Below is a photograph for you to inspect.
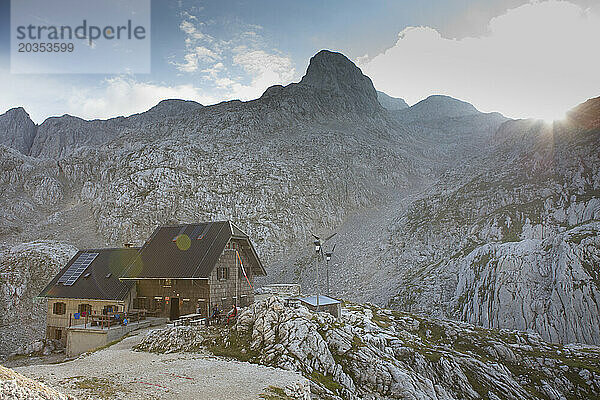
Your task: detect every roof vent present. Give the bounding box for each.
[197,223,212,240]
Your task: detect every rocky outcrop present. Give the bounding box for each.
[0,107,36,155]
[452,222,600,345]
[136,326,206,354]
[136,297,600,400]
[0,241,77,357]
[0,365,73,400]
[10,339,64,358]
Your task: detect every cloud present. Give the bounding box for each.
[358,1,600,120]
[1,11,295,123]
[172,14,220,73]
[175,45,221,73]
[171,11,295,101]
[218,49,295,100]
[65,77,218,120]
[0,71,217,123]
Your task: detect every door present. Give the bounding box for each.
[170,297,180,320]
[196,300,208,317]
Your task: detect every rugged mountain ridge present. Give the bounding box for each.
[379,105,600,344]
[0,99,204,159]
[567,96,600,131]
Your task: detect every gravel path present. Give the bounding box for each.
[13,327,308,399]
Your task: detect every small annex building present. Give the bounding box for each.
[39,221,266,348]
[38,247,140,344]
[299,295,342,318]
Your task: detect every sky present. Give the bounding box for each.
[0,0,598,123]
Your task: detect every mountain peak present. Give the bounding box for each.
[294,50,381,113]
[416,95,479,114]
[0,106,36,155]
[4,107,30,119]
[299,50,375,93]
[397,95,480,122]
[144,99,203,117]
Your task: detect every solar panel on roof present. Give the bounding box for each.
[58,252,98,286]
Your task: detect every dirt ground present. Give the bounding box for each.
[11,326,308,399]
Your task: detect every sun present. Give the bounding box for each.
[540,111,566,124]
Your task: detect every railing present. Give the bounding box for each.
[68,309,149,330]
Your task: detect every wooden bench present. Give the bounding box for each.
[189,318,207,326]
[90,314,115,329]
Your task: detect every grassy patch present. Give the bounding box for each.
[7,353,31,361]
[206,331,258,363]
[462,369,489,398]
[310,371,342,393]
[568,231,596,245]
[66,376,127,399]
[259,385,294,400]
[422,350,443,362]
[372,312,392,329]
[351,335,364,350]
[415,319,446,344]
[453,340,491,362]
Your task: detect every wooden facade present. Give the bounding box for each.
[132,239,257,319]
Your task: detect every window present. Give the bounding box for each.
[133,297,149,310]
[152,298,164,311]
[53,302,66,315]
[217,267,229,281]
[103,305,116,315]
[78,304,92,316]
[55,328,62,340]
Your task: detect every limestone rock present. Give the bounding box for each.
[0,365,73,400]
[136,297,600,400]
[0,241,77,358]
